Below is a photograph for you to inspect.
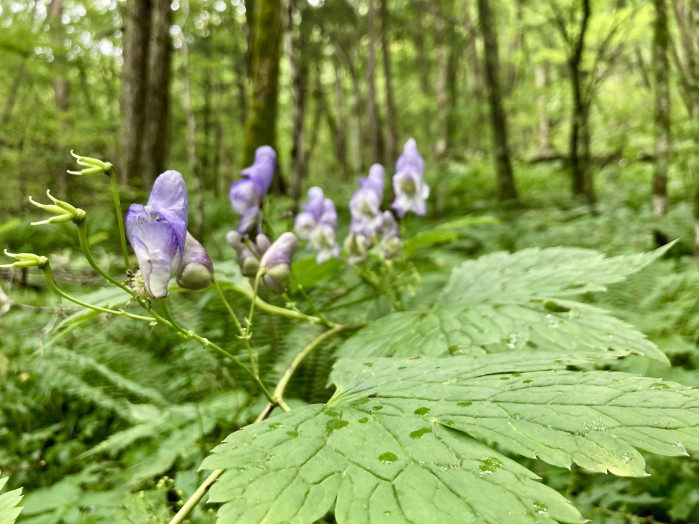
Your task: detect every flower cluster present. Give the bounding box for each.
[292,138,428,265]
[226,231,297,294]
[125,171,213,298]
[294,187,340,264]
[229,146,276,234]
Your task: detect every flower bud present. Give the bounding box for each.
[67,150,114,177]
[260,232,297,294]
[380,211,401,259]
[227,231,269,277]
[1,250,48,269]
[29,190,86,225]
[176,233,214,290]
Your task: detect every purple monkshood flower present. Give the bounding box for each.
[310,199,340,264]
[126,171,212,298]
[392,139,430,218]
[349,163,384,233]
[343,223,374,265]
[260,232,298,294]
[229,146,276,234]
[293,186,325,240]
[294,188,341,265]
[380,211,401,259]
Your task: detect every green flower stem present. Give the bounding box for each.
[168,321,364,524]
[246,269,264,335]
[272,323,364,401]
[42,264,152,322]
[76,220,134,295]
[158,297,273,403]
[226,280,333,327]
[107,165,130,270]
[212,276,258,376]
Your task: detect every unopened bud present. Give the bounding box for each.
[260,232,297,294]
[1,250,48,269]
[67,150,114,177]
[176,233,214,290]
[29,190,86,225]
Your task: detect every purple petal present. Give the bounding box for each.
[126,205,182,298]
[240,145,276,197]
[293,211,317,240]
[229,179,260,215]
[360,164,384,201]
[396,138,425,175]
[349,188,383,232]
[146,170,188,255]
[319,198,338,228]
[303,186,325,219]
[261,232,298,270]
[237,205,261,235]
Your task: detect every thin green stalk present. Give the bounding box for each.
[107,166,130,270]
[42,264,152,322]
[246,269,263,335]
[77,220,134,295]
[227,280,333,327]
[212,276,258,376]
[169,321,364,524]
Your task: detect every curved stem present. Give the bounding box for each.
[227,280,333,327]
[107,166,130,270]
[43,264,153,322]
[212,276,258,376]
[169,322,364,524]
[77,220,134,295]
[246,269,263,334]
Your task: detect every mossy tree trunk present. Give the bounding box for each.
[243,0,284,193]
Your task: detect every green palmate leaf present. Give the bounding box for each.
[338,246,670,362]
[0,471,23,524]
[203,352,699,523]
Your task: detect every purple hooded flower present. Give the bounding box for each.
[392,139,430,218]
[349,164,384,233]
[126,171,189,298]
[260,232,298,294]
[229,146,276,234]
[343,223,374,265]
[293,186,325,240]
[380,211,401,259]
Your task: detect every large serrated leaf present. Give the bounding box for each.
[337,247,669,362]
[0,472,23,524]
[203,351,699,523]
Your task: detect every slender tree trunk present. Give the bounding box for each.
[435,7,449,160]
[652,0,671,218]
[283,0,308,210]
[366,0,383,164]
[180,0,204,237]
[477,0,518,200]
[464,1,484,151]
[380,0,397,165]
[120,0,151,186]
[333,57,349,175]
[569,0,592,203]
[535,64,551,153]
[48,0,70,199]
[243,0,284,193]
[140,0,172,188]
[346,53,364,175]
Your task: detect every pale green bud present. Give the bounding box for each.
[1,250,48,269]
[29,190,86,225]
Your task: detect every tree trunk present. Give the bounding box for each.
[140,0,172,189]
[366,0,384,164]
[435,6,449,160]
[243,0,284,192]
[652,0,671,218]
[380,0,398,165]
[535,63,552,153]
[477,0,518,200]
[180,0,204,237]
[568,0,592,204]
[283,0,308,210]
[333,56,349,175]
[120,0,151,186]
[48,0,70,199]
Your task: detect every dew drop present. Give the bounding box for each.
[650,382,670,390]
[478,457,503,476]
[414,407,430,415]
[457,402,472,407]
[378,452,398,464]
[622,453,632,464]
[532,501,548,515]
[523,379,533,384]
[358,417,369,424]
